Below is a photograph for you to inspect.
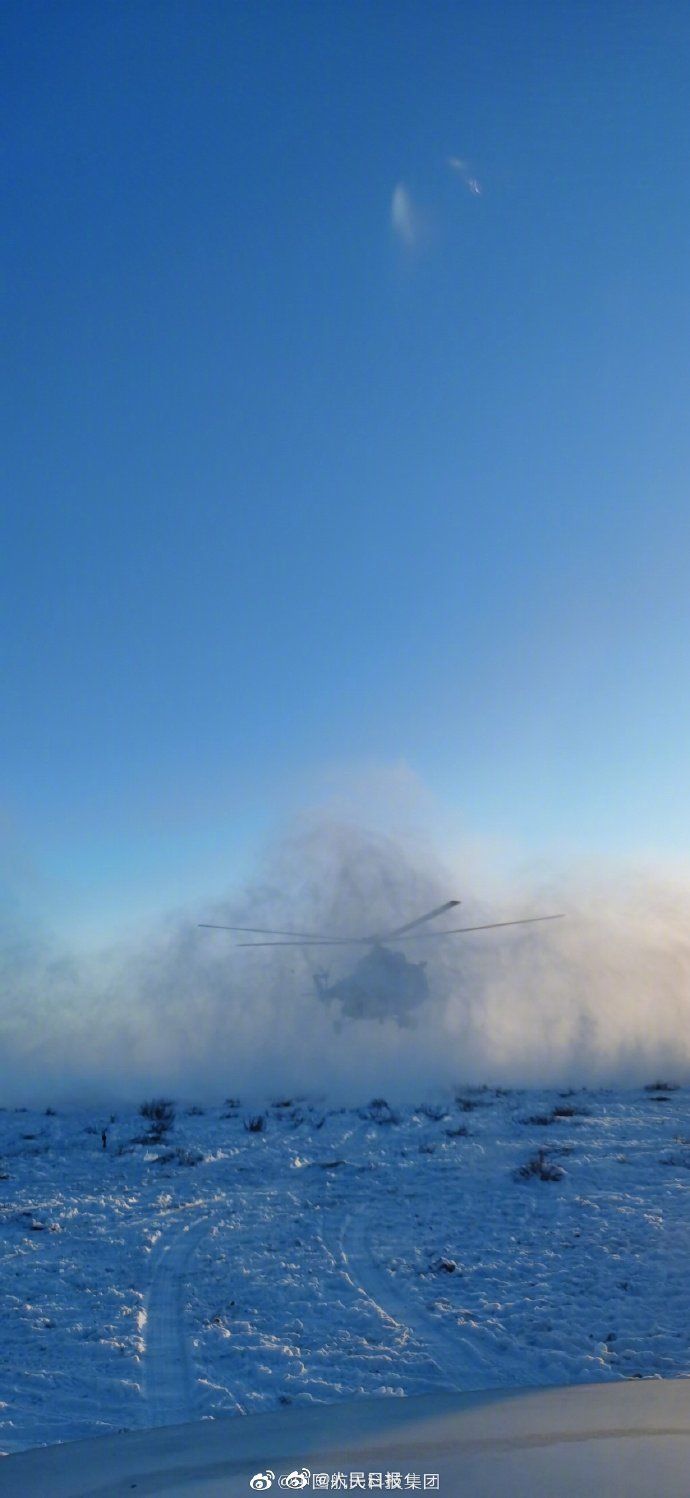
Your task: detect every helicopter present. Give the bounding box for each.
[199,900,564,1028]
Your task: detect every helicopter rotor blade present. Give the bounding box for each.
[200,910,564,948]
[378,900,461,941]
[392,914,564,941]
[234,938,370,948]
[198,924,353,941]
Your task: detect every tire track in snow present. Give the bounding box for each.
[143,1172,285,1427]
[327,1205,525,1393]
[144,1213,210,1427]
[320,1205,464,1392]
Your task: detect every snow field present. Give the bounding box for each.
[1,1085,690,1453]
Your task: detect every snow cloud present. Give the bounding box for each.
[2,801,690,1107]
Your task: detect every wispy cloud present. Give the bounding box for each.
[391,182,420,248]
[390,163,481,258]
[448,156,482,195]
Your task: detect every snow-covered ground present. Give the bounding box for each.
[1,1084,690,1454]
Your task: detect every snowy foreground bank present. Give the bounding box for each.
[1,1085,689,1455]
[6,1382,690,1497]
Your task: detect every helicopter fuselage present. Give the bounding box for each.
[313,943,429,1027]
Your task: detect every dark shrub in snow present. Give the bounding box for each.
[244,1114,266,1133]
[139,1098,176,1126]
[515,1149,565,1183]
[156,1146,203,1167]
[364,1098,399,1125]
[660,1150,690,1170]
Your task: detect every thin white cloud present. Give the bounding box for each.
[448,156,482,195]
[391,182,419,247]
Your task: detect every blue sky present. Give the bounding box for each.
[4,0,690,942]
